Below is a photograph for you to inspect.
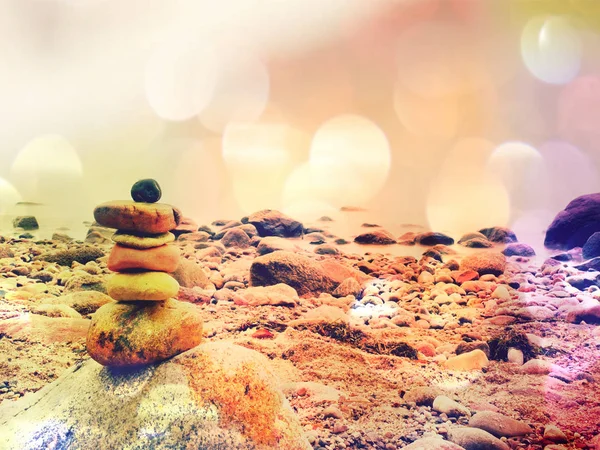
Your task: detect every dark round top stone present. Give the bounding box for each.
[131,179,162,203]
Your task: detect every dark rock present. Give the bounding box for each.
[502,243,536,257]
[416,232,454,246]
[39,246,105,266]
[361,223,380,228]
[544,193,600,250]
[304,227,325,234]
[566,274,599,290]
[19,233,34,239]
[551,252,573,262]
[197,225,215,236]
[246,210,303,238]
[220,228,252,248]
[583,232,600,259]
[479,227,518,243]
[423,249,442,262]
[130,178,161,203]
[354,230,397,245]
[13,216,39,230]
[575,257,600,272]
[464,238,493,248]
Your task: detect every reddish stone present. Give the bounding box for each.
[252,328,275,339]
[454,269,480,284]
[108,243,180,273]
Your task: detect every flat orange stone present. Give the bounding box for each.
[108,243,180,273]
[93,200,182,234]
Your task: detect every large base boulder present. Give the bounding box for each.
[87,298,203,367]
[0,342,311,450]
[545,193,600,250]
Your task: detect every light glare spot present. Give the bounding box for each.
[309,114,391,206]
[222,122,297,213]
[10,135,83,205]
[521,16,582,85]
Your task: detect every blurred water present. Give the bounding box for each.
[0,203,554,267]
[0,203,89,241]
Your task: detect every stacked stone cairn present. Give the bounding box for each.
[86,179,203,367]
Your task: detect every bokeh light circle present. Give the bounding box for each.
[282,161,363,211]
[222,122,298,213]
[486,141,545,220]
[427,138,510,235]
[145,41,218,121]
[487,141,543,193]
[521,16,582,85]
[10,135,83,204]
[538,140,600,209]
[427,176,510,237]
[0,177,22,213]
[309,114,391,206]
[198,51,269,132]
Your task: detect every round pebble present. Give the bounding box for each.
[131,178,162,203]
